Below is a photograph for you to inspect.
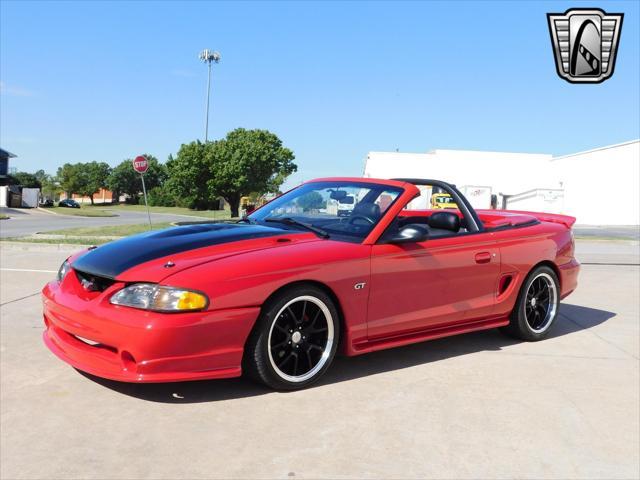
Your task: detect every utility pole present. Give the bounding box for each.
[199,49,221,142]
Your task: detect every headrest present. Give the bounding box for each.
[428,211,460,232]
[353,202,381,219]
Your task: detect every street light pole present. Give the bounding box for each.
[204,60,212,142]
[199,49,221,143]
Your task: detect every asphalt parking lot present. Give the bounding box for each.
[1,241,638,479]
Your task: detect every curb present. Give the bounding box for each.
[0,241,91,252]
[173,220,234,226]
[36,207,60,215]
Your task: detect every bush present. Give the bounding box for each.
[147,185,178,207]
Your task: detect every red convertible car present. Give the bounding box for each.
[42,178,580,390]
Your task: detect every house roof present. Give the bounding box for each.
[0,148,17,159]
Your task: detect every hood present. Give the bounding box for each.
[71,223,313,281]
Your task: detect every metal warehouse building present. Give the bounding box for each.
[363,139,639,226]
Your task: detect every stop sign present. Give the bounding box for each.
[132,155,149,174]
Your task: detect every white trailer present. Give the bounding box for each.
[21,188,40,208]
[505,188,565,213]
[460,185,492,209]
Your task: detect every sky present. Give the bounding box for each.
[1,0,639,188]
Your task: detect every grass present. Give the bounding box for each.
[46,222,174,237]
[0,214,9,220]
[46,206,117,217]
[82,203,232,219]
[42,202,233,220]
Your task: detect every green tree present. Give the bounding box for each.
[9,172,42,188]
[81,161,112,204]
[167,130,296,215]
[297,191,325,211]
[33,169,62,199]
[166,143,218,210]
[208,128,296,217]
[57,163,87,197]
[107,155,166,204]
[33,169,48,184]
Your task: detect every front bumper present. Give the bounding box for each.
[42,276,259,383]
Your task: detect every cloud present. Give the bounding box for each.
[0,81,35,97]
[170,69,196,78]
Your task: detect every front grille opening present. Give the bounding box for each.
[74,269,115,292]
[74,334,100,346]
[70,332,117,354]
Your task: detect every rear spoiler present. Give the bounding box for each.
[507,210,576,228]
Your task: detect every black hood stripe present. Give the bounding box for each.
[72,223,288,279]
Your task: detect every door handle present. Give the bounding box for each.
[475,252,492,264]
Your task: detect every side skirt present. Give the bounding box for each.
[351,317,510,355]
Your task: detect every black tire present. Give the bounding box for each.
[243,284,340,390]
[501,265,560,341]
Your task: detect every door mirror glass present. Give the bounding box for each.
[386,225,429,244]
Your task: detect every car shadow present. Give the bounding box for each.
[78,303,615,404]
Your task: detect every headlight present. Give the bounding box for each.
[57,259,71,282]
[109,283,209,312]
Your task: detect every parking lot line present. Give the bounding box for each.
[0,291,41,306]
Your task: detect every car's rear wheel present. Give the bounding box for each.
[243,285,340,390]
[501,266,560,341]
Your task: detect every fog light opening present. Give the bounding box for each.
[120,351,137,372]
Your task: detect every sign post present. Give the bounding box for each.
[132,155,152,229]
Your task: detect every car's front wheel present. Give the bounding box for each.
[501,265,560,341]
[243,285,340,390]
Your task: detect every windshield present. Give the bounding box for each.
[248,181,403,241]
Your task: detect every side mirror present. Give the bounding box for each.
[385,225,429,244]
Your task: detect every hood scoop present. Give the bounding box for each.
[72,223,287,279]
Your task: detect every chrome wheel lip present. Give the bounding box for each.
[524,272,558,333]
[267,295,334,383]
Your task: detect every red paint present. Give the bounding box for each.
[42,177,580,383]
[132,155,148,174]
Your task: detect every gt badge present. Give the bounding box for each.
[547,8,623,84]
[354,282,366,290]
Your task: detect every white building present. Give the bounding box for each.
[363,139,640,226]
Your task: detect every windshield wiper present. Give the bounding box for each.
[264,217,330,239]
